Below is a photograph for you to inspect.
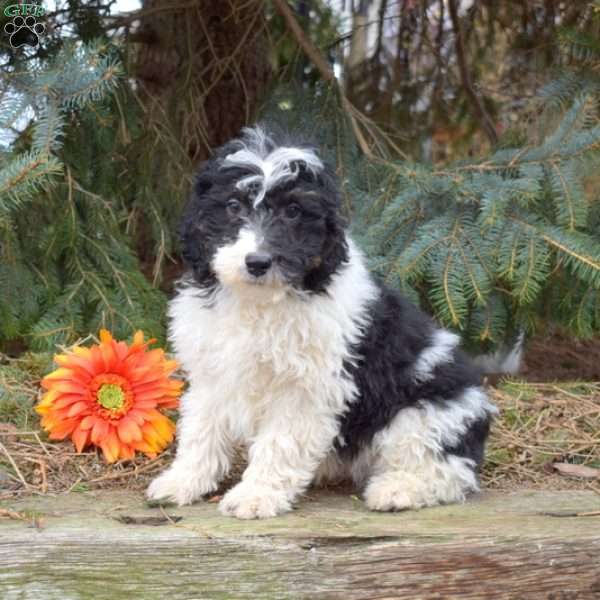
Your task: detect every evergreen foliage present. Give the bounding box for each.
[0,42,167,352]
[265,71,600,350]
[1,2,600,358]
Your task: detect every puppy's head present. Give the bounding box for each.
[180,126,348,299]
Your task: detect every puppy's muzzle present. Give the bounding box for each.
[245,252,272,277]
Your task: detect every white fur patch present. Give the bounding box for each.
[211,227,256,283]
[361,386,496,510]
[210,226,287,303]
[222,126,324,207]
[413,329,460,382]
[364,454,477,511]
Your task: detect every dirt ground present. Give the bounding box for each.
[520,331,600,382]
[1,332,599,502]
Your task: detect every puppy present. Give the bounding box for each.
[147,126,497,518]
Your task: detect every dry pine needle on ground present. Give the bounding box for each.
[1,350,600,499]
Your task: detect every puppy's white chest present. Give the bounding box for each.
[169,288,345,387]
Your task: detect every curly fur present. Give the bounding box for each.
[147,126,497,518]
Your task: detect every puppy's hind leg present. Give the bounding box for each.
[363,389,492,512]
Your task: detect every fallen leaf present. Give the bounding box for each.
[552,462,600,479]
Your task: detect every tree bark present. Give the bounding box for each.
[134,0,271,162]
[2,489,600,598]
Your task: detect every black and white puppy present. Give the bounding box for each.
[147,126,497,518]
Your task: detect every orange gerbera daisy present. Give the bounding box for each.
[36,330,182,463]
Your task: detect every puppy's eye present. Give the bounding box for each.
[284,203,301,220]
[226,198,243,217]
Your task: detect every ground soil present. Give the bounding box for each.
[521,331,600,382]
[1,332,599,501]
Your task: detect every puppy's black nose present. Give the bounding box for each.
[245,252,272,277]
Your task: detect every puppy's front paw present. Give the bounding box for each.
[146,466,217,507]
[219,482,292,519]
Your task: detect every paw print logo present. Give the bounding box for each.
[4,15,45,48]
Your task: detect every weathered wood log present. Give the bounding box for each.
[1,489,600,599]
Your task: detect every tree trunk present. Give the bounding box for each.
[345,0,371,106]
[134,0,271,162]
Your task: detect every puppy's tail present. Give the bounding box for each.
[473,330,525,375]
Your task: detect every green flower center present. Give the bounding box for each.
[97,383,125,410]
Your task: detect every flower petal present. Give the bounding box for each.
[118,444,135,461]
[99,427,120,463]
[79,415,97,430]
[55,353,97,377]
[133,387,176,402]
[48,418,80,440]
[114,341,129,362]
[89,346,106,374]
[66,401,90,418]
[72,425,90,453]
[41,380,85,394]
[117,417,143,444]
[125,408,148,426]
[53,394,87,410]
[142,416,175,447]
[99,329,113,344]
[36,389,60,415]
[156,398,180,409]
[131,438,158,458]
[91,418,109,444]
[43,368,76,381]
[99,339,118,373]
[43,366,91,386]
[72,346,92,359]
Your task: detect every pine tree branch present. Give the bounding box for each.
[447,0,498,146]
[271,0,374,158]
[271,0,336,84]
[442,249,460,325]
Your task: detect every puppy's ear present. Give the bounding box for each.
[178,159,214,244]
[177,159,219,287]
[323,210,350,275]
[302,161,349,291]
[304,212,349,292]
[192,158,218,197]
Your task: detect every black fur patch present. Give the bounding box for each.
[443,417,490,467]
[337,282,487,462]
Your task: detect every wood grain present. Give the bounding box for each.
[1,490,600,599]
